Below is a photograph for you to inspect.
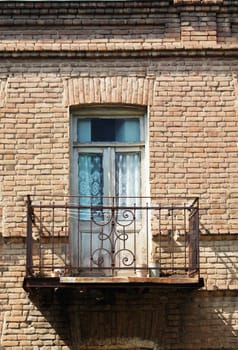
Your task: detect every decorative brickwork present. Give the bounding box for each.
[63,77,154,107]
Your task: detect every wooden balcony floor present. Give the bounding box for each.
[23,275,204,291]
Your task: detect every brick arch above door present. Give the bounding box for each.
[63,76,154,107]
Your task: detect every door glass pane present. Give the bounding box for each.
[78,154,103,220]
[115,152,141,207]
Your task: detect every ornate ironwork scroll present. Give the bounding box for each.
[90,207,136,274]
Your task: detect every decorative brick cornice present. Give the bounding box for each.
[1,47,238,59]
[0,0,237,55]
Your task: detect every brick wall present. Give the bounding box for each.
[1,57,238,237]
[1,1,238,349]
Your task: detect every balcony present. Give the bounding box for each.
[23,196,203,291]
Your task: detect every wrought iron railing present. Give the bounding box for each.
[26,195,200,279]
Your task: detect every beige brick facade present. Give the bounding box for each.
[1,1,238,349]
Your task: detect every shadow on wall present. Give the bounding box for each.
[180,290,238,350]
[199,219,238,290]
[27,287,237,350]
[25,287,238,350]
[27,289,71,349]
[66,288,166,350]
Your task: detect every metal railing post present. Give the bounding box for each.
[26,195,34,277]
[188,198,199,275]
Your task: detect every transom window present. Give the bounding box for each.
[77,118,140,142]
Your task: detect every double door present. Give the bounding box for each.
[71,146,144,276]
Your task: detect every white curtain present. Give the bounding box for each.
[78,154,103,219]
[78,152,141,214]
[116,152,141,207]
